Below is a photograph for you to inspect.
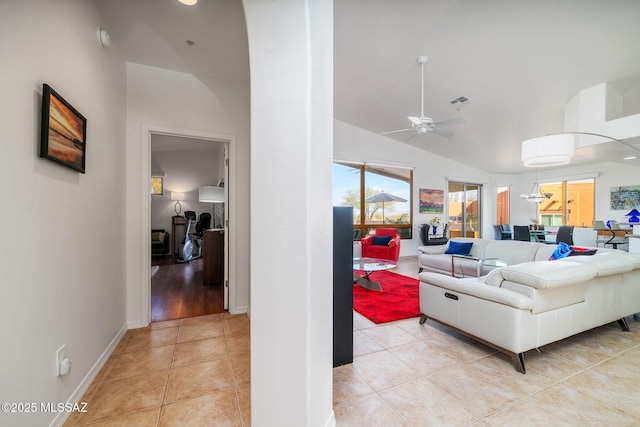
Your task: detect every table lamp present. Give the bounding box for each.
[171,192,185,215]
[626,208,640,223]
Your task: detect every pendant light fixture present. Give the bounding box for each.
[520,169,552,203]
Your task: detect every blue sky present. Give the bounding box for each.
[333,163,410,215]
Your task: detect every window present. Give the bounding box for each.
[333,162,413,239]
[496,186,509,224]
[538,179,595,227]
[448,182,482,238]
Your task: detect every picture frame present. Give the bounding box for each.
[151,176,164,195]
[40,84,87,173]
[419,188,444,213]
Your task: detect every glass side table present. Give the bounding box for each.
[451,254,508,278]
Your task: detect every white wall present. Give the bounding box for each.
[244,0,335,425]
[150,146,221,253]
[334,120,492,254]
[125,63,251,325]
[0,1,127,426]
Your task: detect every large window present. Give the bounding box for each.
[538,179,595,226]
[496,186,510,225]
[448,182,482,238]
[333,162,413,239]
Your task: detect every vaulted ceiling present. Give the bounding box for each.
[96,0,640,174]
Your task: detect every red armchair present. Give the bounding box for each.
[360,228,401,261]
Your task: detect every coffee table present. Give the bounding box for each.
[451,254,509,277]
[353,257,397,292]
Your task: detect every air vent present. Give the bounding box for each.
[450,96,472,107]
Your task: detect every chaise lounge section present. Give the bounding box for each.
[418,238,640,373]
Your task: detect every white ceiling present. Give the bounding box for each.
[96,0,640,174]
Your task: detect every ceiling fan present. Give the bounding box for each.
[381,56,466,138]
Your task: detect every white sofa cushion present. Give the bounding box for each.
[485,260,597,289]
[558,252,633,276]
[484,240,545,265]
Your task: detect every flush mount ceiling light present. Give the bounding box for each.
[521,134,574,167]
[178,0,198,5]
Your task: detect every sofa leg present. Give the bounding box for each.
[617,318,630,332]
[419,314,428,325]
[512,353,526,374]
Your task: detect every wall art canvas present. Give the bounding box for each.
[419,188,444,213]
[40,84,87,173]
[610,185,640,210]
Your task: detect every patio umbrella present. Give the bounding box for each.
[365,192,407,223]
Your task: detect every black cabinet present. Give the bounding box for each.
[333,207,354,367]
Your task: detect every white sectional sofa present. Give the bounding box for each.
[417,238,640,373]
[418,237,558,277]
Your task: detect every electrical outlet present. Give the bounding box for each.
[56,345,67,376]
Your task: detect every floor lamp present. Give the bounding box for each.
[199,185,225,228]
[522,132,640,168]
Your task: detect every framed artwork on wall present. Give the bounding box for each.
[419,188,444,213]
[40,84,87,173]
[151,176,164,195]
[610,185,640,210]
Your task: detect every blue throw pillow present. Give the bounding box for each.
[445,241,473,255]
[549,242,572,260]
[372,235,393,246]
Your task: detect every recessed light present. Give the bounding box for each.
[178,0,197,5]
[624,156,636,160]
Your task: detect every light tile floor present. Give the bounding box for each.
[63,313,250,426]
[63,256,640,426]
[334,256,640,426]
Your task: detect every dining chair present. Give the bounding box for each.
[493,225,503,240]
[556,226,574,245]
[499,224,512,240]
[513,225,531,242]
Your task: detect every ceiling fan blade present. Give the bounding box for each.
[434,117,467,127]
[380,128,414,135]
[431,128,455,138]
[408,116,421,126]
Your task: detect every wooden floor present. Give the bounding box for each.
[151,255,225,322]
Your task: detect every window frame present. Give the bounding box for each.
[334,162,413,240]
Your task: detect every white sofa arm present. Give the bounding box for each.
[419,272,534,310]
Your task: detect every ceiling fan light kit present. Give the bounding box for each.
[380,55,466,139]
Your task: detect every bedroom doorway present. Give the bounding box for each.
[146,129,230,322]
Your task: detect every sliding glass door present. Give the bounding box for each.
[448,182,482,238]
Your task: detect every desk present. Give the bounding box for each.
[203,229,224,285]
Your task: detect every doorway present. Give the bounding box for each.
[448,182,482,238]
[142,126,231,323]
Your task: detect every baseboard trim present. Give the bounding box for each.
[49,323,128,427]
[127,319,149,329]
[230,305,249,315]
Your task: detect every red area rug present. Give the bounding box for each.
[353,270,421,324]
